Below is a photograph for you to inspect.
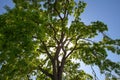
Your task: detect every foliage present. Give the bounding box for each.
[0,0,120,80]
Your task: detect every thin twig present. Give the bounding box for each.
[91,66,100,80]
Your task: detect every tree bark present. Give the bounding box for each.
[53,60,58,80]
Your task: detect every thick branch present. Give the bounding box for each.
[40,39,53,62]
[38,66,53,79]
[54,32,65,60]
[65,36,79,58]
[58,48,67,80]
[56,37,68,80]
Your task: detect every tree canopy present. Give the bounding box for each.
[0,0,120,80]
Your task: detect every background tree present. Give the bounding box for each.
[0,0,120,80]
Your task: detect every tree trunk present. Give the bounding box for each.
[52,58,66,80]
[52,60,65,80]
[53,60,58,80]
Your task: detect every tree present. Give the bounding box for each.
[0,0,120,80]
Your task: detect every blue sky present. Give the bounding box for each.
[80,0,120,79]
[81,0,120,39]
[80,0,120,62]
[0,0,120,79]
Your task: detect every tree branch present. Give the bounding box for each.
[38,66,53,79]
[65,36,79,58]
[91,66,100,80]
[37,49,46,53]
[54,0,63,21]
[64,37,73,48]
[40,39,53,62]
[79,38,95,43]
[48,23,59,44]
[63,0,69,19]
[58,47,67,80]
[54,32,65,60]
